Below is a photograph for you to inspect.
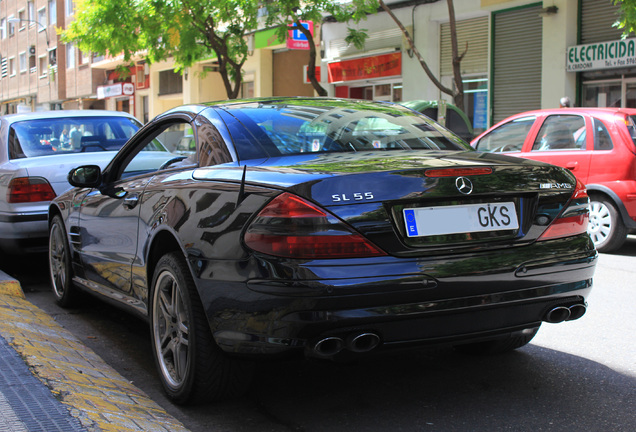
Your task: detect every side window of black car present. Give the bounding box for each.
[196,119,232,167]
[120,120,194,179]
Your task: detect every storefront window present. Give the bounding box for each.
[582,82,621,108]
[344,82,403,102]
[625,82,636,108]
[463,77,488,135]
[393,84,403,102]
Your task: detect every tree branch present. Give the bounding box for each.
[378,0,454,97]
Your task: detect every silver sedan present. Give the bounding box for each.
[0,110,142,254]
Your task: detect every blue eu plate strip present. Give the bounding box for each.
[404,209,418,237]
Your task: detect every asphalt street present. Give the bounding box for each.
[3,240,636,432]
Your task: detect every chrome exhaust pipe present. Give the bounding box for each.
[567,303,587,321]
[313,337,344,356]
[545,306,571,323]
[347,332,380,353]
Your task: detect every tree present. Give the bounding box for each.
[63,0,260,99]
[379,0,467,111]
[613,0,636,37]
[264,0,379,96]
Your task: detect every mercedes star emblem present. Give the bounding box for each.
[455,176,473,195]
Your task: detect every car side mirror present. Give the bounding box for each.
[68,165,102,188]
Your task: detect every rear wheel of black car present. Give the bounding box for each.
[150,252,253,404]
[48,215,76,307]
[587,196,627,253]
[454,326,540,355]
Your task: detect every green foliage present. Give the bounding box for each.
[263,0,378,49]
[64,0,261,98]
[613,0,636,37]
[64,0,379,99]
[262,0,378,95]
[344,28,369,50]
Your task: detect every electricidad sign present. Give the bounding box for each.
[567,38,636,72]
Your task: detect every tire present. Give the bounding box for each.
[150,252,253,405]
[587,196,627,253]
[48,215,77,307]
[454,327,540,355]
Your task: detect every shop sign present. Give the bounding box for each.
[303,65,321,83]
[567,38,636,72]
[97,82,135,99]
[328,52,401,83]
[287,21,314,50]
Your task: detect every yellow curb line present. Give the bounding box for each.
[0,286,189,432]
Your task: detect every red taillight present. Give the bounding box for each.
[8,177,56,203]
[7,177,55,203]
[244,192,386,259]
[539,179,589,241]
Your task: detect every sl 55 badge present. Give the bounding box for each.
[332,192,374,202]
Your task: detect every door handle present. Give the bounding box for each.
[123,194,139,209]
[566,161,578,170]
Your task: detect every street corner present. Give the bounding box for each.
[0,282,189,432]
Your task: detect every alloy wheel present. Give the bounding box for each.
[152,269,190,390]
[49,220,68,300]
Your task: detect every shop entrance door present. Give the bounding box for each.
[581,78,636,108]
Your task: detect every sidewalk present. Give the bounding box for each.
[0,270,190,432]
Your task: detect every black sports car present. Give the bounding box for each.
[48,98,597,404]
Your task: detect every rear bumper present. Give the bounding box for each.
[0,211,48,253]
[213,280,592,357]
[196,235,597,358]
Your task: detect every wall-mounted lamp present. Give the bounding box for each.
[538,6,558,17]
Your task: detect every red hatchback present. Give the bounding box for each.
[472,108,636,252]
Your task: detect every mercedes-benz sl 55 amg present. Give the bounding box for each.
[48,98,597,404]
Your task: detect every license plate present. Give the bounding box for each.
[403,202,519,237]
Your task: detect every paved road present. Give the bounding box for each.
[6,240,636,432]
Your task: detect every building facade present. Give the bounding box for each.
[0,0,108,113]
[321,0,631,134]
[0,0,631,134]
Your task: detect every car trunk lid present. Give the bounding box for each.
[194,151,581,255]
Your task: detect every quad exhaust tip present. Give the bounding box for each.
[544,303,587,323]
[312,332,381,357]
[313,337,345,357]
[347,332,381,353]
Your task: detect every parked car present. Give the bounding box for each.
[48,98,596,405]
[472,107,636,252]
[401,100,474,142]
[0,110,143,254]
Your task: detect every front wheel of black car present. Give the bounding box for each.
[49,215,76,307]
[150,252,253,404]
[587,196,627,253]
[454,327,540,355]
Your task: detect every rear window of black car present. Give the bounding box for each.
[219,100,470,159]
[8,116,141,159]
